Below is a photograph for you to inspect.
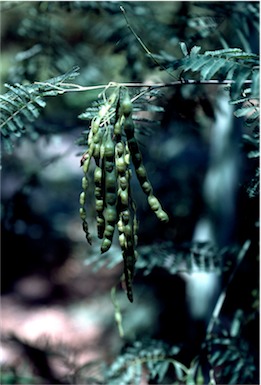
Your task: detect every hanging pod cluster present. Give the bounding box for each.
[79,86,169,302]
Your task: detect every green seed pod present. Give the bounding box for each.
[124,224,132,237]
[93,143,101,160]
[120,189,128,206]
[82,220,92,245]
[97,215,105,239]
[114,120,122,136]
[119,176,128,190]
[79,191,86,206]
[83,156,90,174]
[107,89,119,106]
[94,186,102,199]
[104,224,114,238]
[105,160,114,173]
[104,132,115,158]
[79,207,87,221]
[95,199,103,212]
[94,167,102,184]
[105,171,116,192]
[123,261,134,302]
[91,116,101,134]
[136,165,147,179]
[117,218,124,233]
[93,132,100,144]
[124,116,135,138]
[127,137,142,167]
[98,104,109,119]
[122,210,130,224]
[155,209,169,222]
[116,157,126,173]
[122,91,132,117]
[148,195,160,211]
[82,176,89,190]
[124,152,130,166]
[116,142,124,156]
[87,129,93,146]
[101,238,112,253]
[119,233,126,248]
[141,181,153,195]
[106,192,117,205]
[106,206,117,224]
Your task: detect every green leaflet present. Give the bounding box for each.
[172,45,259,101]
[201,58,226,80]
[1,68,78,152]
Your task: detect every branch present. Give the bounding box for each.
[34,79,253,95]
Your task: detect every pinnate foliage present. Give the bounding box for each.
[0,67,80,152]
[172,45,259,100]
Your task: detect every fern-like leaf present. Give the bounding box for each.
[0,67,80,152]
[172,46,259,100]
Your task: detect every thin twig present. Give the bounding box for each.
[34,79,253,95]
[120,6,177,79]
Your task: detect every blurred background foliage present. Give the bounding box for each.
[0,1,259,384]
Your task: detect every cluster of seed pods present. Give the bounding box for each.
[80,86,169,301]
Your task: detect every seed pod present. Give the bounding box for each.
[124,116,135,138]
[136,165,147,179]
[79,191,86,206]
[97,215,105,239]
[101,238,112,253]
[116,156,126,173]
[96,199,103,212]
[79,207,87,221]
[91,116,101,134]
[104,130,115,159]
[117,218,124,233]
[121,90,132,117]
[83,155,91,174]
[122,209,130,224]
[104,160,114,173]
[82,176,89,190]
[119,176,128,190]
[120,189,128,206]
[106,206,117,224]
[98,104,109,119]
[116,141,124,157]
[123,266,134,303]
[119,233,126,248]
[105,171,116,192]
[123,224,132,238]
[114,120,122,136]
[87,129,93,146]
[155,209,169,222]
[106,191,117,205]
[94,167,102,184]
[126,137,142,167]
[124,146,131,166]
[104,224,114,238]
[141,181,153,195]
[82,220,92,245]
[148,195,160,212]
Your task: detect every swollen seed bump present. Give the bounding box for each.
[156,209,169,222]
[96,199,104,212]
[148,195,160,211]
[79,207,87,220]
[101,238,112,253]
[79,192,86,206]
[82,176,89,190]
